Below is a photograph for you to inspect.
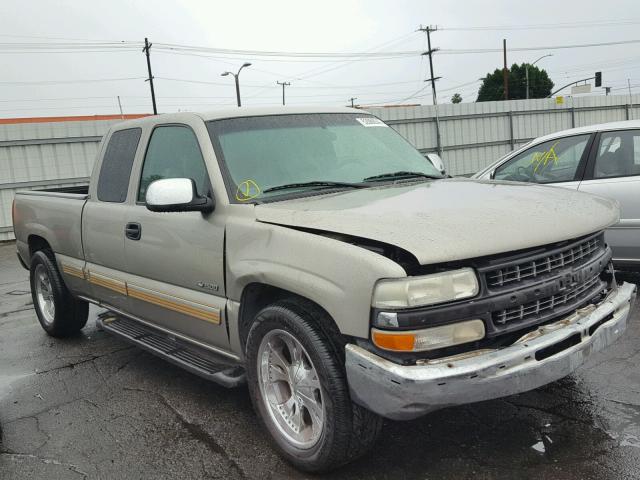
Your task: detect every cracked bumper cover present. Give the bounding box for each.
[346,281,637,420]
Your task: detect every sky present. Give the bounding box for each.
[2,0,640,117]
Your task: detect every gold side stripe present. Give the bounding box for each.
[61,263,221,325]
[62,265,85,279]
[128,287,221,325]
[87,273,128,295]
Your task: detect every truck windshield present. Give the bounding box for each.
[206,113,443,201]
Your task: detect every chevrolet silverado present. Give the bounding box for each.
[12,107,637,472]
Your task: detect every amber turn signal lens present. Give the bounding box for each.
[371,320,485,352]
[371,330,416,351]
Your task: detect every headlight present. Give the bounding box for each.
[371,319,486,352]
[372,268,479,309]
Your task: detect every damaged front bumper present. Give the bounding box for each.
[346,281,637,420]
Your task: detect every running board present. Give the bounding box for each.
[97,313,245,388]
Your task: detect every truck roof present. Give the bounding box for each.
[110,105,363,129]
[198,105,361,121]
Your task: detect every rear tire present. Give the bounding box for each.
[29,250,89,337]
[245,298,382,472]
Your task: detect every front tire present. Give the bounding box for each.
[30,250,88,337]
[245,299,382,472]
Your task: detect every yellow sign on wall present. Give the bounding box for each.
[555,96,564,105]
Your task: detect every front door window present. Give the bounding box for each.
[494,134,591,183]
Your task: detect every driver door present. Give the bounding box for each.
[122,123,229,351]
[492,133,595,190]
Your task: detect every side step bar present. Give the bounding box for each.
[97,313,246,388]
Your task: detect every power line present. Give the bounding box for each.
[153,42,420,59]
[157,49,414,63]
[242,32,420,101]
[440,19,640,31]
[151,43,421,59]
[440,38,640,55]
[154,75,427,90]
[0,33,138,42]
[0,77,146,85]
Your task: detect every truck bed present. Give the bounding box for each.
[18,184,89,199]
[13,186,89,264]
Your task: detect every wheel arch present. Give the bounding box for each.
[28,234,53,261]
[237,282,346,355]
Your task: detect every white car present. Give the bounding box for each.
[474,120,640,269]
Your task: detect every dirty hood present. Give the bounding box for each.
[255,178,619,265]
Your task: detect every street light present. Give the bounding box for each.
[526,54,553,100]
[221,62,252,107]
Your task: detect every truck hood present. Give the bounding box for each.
[254,178,619,265]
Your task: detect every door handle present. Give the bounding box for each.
[125,222,141,240]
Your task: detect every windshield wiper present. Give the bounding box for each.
[263,180,367,194]
[362,171,441,182]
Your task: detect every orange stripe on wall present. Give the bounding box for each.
[0,114,151,125]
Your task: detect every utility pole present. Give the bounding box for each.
[117,96,124,119]
[277,81,290,105]
[142,37,157,115]
[503,39,508,100]
[349,97,357,108]
[419,24,443,157]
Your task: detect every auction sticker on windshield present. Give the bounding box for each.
[356,117,388,127]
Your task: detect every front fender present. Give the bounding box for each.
[226,218,406,339]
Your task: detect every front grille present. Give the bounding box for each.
[492,274,603,325]
[486,234,602,288]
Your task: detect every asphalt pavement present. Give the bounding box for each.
[1,241,639,480]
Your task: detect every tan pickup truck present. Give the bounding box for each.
[12,107,637,472]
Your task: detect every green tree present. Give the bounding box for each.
[451,93,462,104]
[477,63,553,101]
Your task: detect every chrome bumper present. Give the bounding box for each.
[346,282,637,420]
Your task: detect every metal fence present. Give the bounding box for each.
[0,118,124,240]
[2,94,640,240]
[369,93,640,176]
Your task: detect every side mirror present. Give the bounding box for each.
[145,178,214,213]
[425,153,446,176]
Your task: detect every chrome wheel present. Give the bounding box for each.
[258,329,325,449]
[34,263,55,325]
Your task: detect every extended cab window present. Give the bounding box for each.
[138,125,209,202]
[593,130,640,179]
[494,134,591,184]
[97,128,141,202]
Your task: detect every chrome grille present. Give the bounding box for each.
[492,275,603,325]
[486,235,602,288]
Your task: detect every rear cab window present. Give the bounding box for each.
[97,128,142,203]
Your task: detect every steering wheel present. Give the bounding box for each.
[502,165,533,182]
